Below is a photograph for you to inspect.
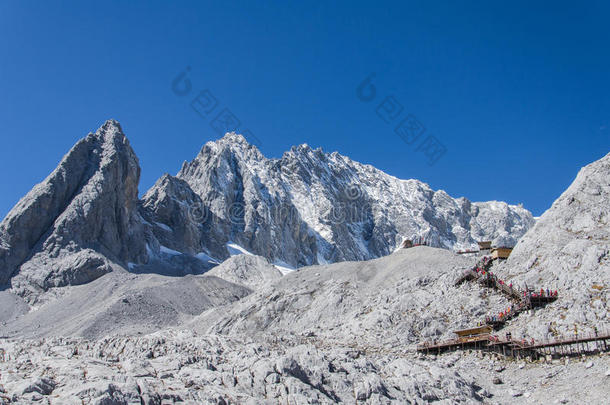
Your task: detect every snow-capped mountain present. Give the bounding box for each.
[0,120,534,296]
[144,132,534,267]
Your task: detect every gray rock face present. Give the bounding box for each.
[140,174,226,260]
[499,152,610,338]
[0,121,533,297]
[205,254,283,290]
[0,120,149,295]
[170,133,535,267]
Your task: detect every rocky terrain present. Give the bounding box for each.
[195,247,481,345]
[205,255,284,290]
[1,248,608,405]
[0,270,250,340]
[0,120,608,404]
[494,153,610,340]
[3,330,607,405]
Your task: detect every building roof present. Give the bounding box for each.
[453,325,493,336]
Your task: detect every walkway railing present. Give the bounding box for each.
[417,329,610,359]
[455,257,558,329]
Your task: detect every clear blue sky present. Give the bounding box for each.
[1,1,608,218]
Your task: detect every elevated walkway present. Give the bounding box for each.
[418,256,570,357]
[455,257,557,329]
[417,330,610,359]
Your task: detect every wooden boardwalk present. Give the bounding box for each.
[455,257,557,329]
[417,330,610,359]
[415,256,602,359]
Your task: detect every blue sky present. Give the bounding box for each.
[0,1,608,218]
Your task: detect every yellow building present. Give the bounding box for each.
[491,247,513,260]
[453,325,493,342]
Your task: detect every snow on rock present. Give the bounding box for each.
[172,132,535,268]
[226,241,254,257]
[205,254,283,290]
[194,252,220,265]
[273,260,296,275]
[159,246,181,256]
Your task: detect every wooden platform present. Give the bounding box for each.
[454,325,493,337]
[417,335,489,354]
[456,250,480,255]
[418,331,610,359]
[419,258,575,358]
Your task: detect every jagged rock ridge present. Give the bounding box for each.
[0,127,608,403]
[0,120,150,297]
[0,120,534,295]
[144,132,535,267]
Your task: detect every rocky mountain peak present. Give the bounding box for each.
[286,143,328,161]
[144,130,536,267]
[549,152,610,234]
[92,118,123,140]
[204,132,261,157]
[508,151,610,269]
[0,120,148,296]
[219,131,249,145]
[0,121,537,296]
[178,132,266,187]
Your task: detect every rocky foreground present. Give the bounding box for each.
[1,246,608,404]
[1,330,608,404]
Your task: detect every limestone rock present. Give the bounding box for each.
[172,133,534,267]
[0,120,149,297]
[501,152,610,338]
[15,377,55,395]
[140,173,226,261]
[205,255,283,290]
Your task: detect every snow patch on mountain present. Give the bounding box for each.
[273,260,296,275]
[226,241,254,257]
